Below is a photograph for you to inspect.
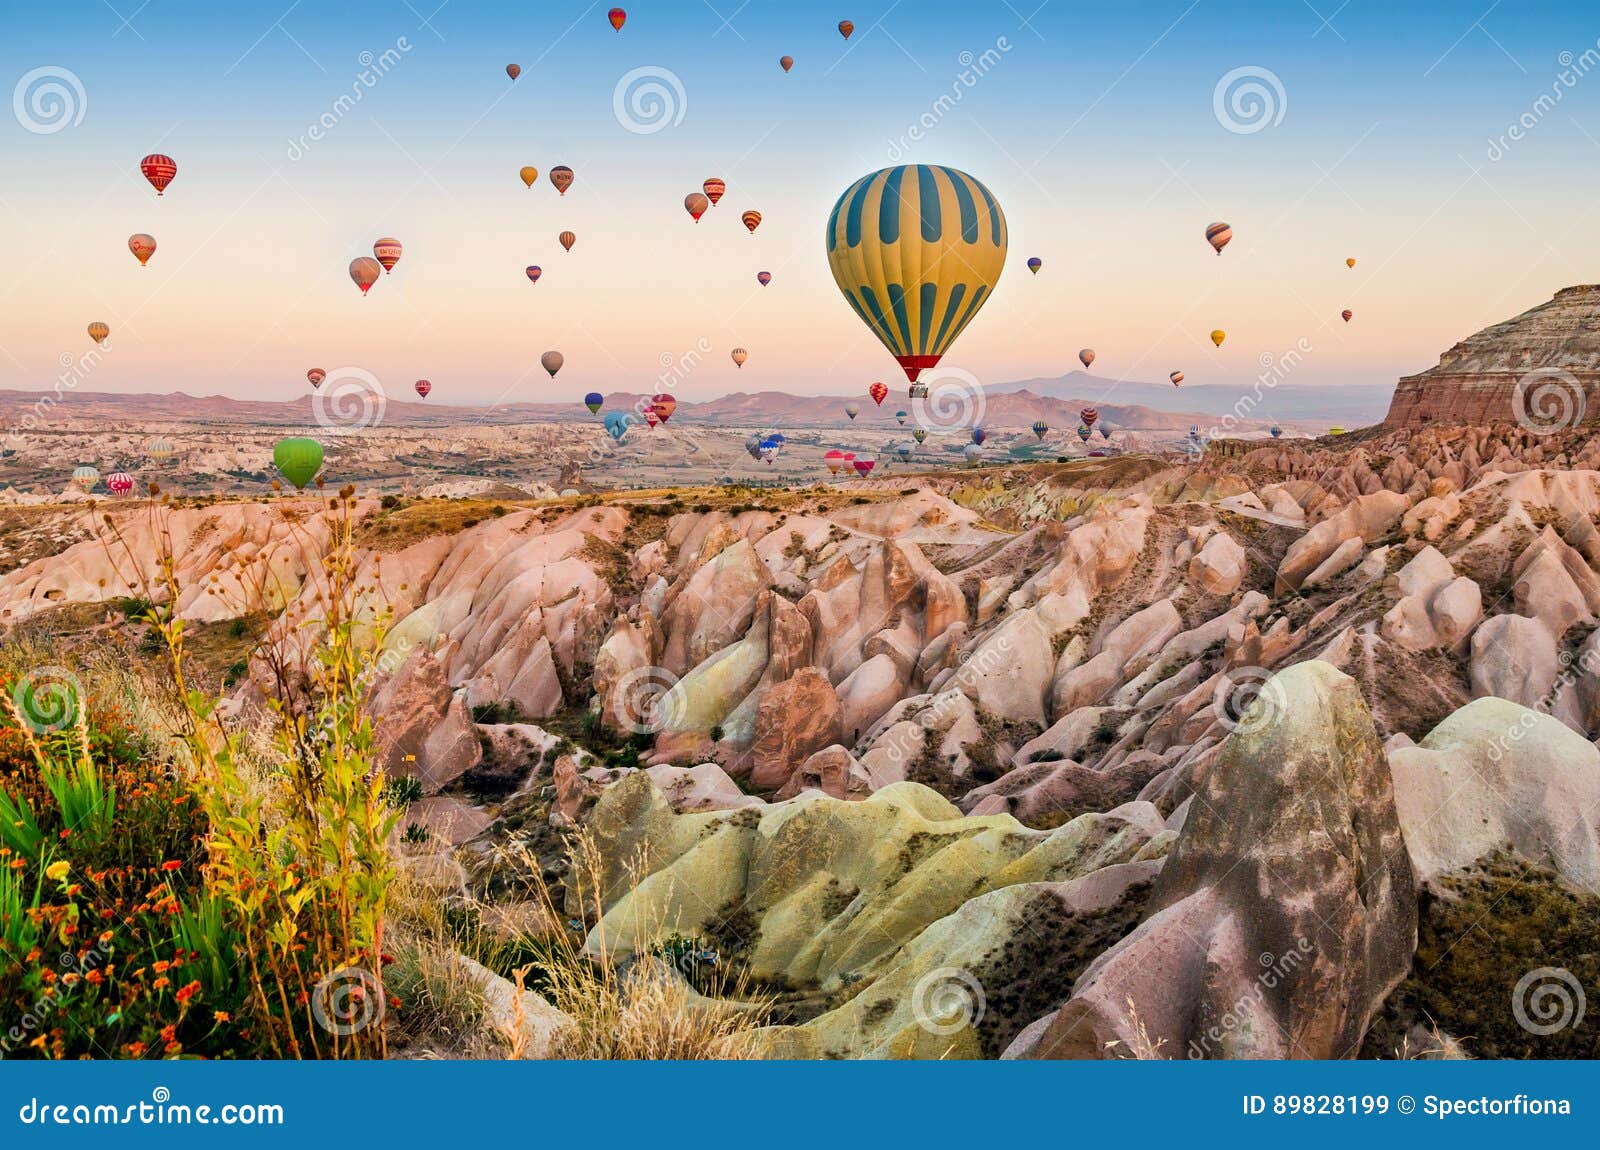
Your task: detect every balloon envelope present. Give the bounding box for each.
[845,404,860,419]
[608,7,626,30]
[650,394,677,422]
[1079,348,1096,369]
[869,381,888,406]
[87,322,110,345]
[558,230,576,252]
[1210,329,1226,347]
[895,410,907,425]
[757,271,772,286]
[550,166,574,194]
[838,20,854,38]
[414,379,431,398]
[106,472,134,496]
[128,233,156,266]
[741,210,762,234]
[520,166,539,188]
[826,165,1007,382]
[71,465,99,489]
[349,256,381,294]
[684,192,709,221]
[1205,221,1232,254]
[1170,371,1184,386]
[373,237,402,273]
[1027,257,1041,274]
[779,55,794,72]
[731,347,748,368]
[1032,420,1048,440]
[541,351,564,377]
[307,368,325,388]
[140,153,177,195]
[971,428,986,445]
[1342,309,1353,323]
[526,265,541,283]
[274,438,323,490]
[584,391,604,413]
[604,412,630,441]
[506,63,521,80]
[703,177,725,205]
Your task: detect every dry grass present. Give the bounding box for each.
[1105,996,1168,1060]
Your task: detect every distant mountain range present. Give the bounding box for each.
[1,371,1387,434]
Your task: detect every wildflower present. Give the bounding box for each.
[61,972,80,987]
[85,969,104,986]
[124,1041,146,1057]
[160,1024,176,1045]
[163,1041,182,1055]
[44,861,70,882]
[160,860,182,872]
[152,976,170,990]
[65,884,81,896]
[24,948,41,963]
[174,980,200,1004]
[213,1011,230,1024]
[388,995,401,1009]
[152,960,169,973]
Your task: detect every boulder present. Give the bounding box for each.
[748,668,844,790]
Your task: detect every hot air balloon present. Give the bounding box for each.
[972,427,987,446]
[838,20,854,38]
[373,237,403,273]
[540,351,564,378]
[741,210,762,234]
[349,257,381,295]
[703,177,725,206]
[526,265,542,283]
[845,403,860,420]
[1188,425,1200,441]
[1205,221,1232,255]
[644,407,661,429]
[608,7,626,30]
[274,438,323,490]
[1032,420,1048,441]
[307,368,326,388]
[826,165,1007,382]
[71,465,99,490]
[414,379,431,398]
[520,166,539,188]
[912,427,926,443]
[139,154,177,196]
[962,444,982,464]
[779,55,794,72]
[895,442,913,462]
[550,166,574,195]
[852,456,875,475]
[1078,424,1093,443]
[1270,425,1283,438]
[87,322,109,345]
[1098,422,1112,440]
[1346,258,1357,269]
[1210,329,1226,347]
[584,391,604,414]
[1170,371,1184,387]
[604,412,630,442]
[1080,406,1098,427]
[684,192,709,222]
[824,449,845,475]
[650,394,677,423]
[558,230,576,252]
[1328,426,1347,437]
[506,63,521,80]
[1341,309,1353,323]
[1079,348,1096,369]
[146,438,174,462]
[745,435,763,460]
[760,435,785,463]
[868,381,888,406]
[128,233,156,266]
[731,347,748,368]
[895,410,907,425]
[757,271,772,286]
[1027,257,1041,275]
[106,471,134,497]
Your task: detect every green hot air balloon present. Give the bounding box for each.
[274,437,324,490]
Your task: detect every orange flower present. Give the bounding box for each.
[152,977,170,990]
[213,1011,230,1024]
[152,960,169,974]
[174,980,200,1004]
[124,1041,146,1057]
[160,860,183,872]
[85,969,104,986]
[159,1024,176,1044]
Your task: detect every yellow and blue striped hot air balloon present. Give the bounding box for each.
[826,164,1007,383]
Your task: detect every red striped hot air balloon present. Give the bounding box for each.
[414,379,431,398]
[608,7,626,30]
[87,322,110,345]
[650,393,677,423]
[140,153,177,196]
[824,449,844,475]
[1204,221,1232,255]
[868,381,888,406]
[644,406,661,429]
[852,457,874,475]
[526,265,541,283]
[731,347,748,368]
[1342,309,1353,323]
[741,210,762,234]
[373,237,403,273]
[703,177,725,205]
[307,368,326,388]
[559,230,576,252]
[1170,371,1185,387]
[105,472,134,497]
[1080,406,1098,427]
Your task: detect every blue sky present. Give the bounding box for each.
[3,1,1599,405]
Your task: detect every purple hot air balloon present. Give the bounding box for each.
[971,427,987,446]
[526,265,542,284]
[757,270,772,286]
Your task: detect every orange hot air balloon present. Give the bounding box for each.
[1204,221,1232,255]
[87,322,110,345]
[1170,371,1184,387]
[373,237,403,273]
[868,381,888,406]
[741,210,762,234]
[684,192,709,222]
[349,256,382,295]
[506,63,521,80]
[307,368,326,388]
[1346,257,1357,269]
[731,347,748,368]
[558,230,576,252]
[128,233,156,266]
[1342,309,1353,323]
[1209,329,1226,347]
[703,177,725,205]
[779,55,794,72]
[608,7,626,30]
[550,166,574,195]
[139,153,177,196]
[650,393,677,422]
[1079,348,1096,369]
[519,165,539,188]
[838,20,854,38]
[414,379,432,398]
